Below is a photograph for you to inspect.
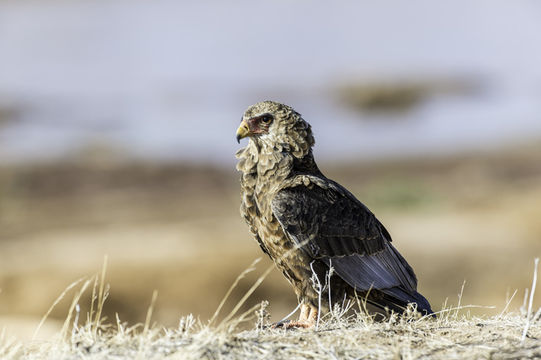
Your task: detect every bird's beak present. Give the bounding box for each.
[236,119,250,143]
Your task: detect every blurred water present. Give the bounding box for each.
[0,0,540,165]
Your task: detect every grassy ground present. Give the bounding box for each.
[7,313,541,359]
[2,262,540,360]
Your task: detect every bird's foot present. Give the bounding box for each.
[271,304,317,329]
[271,320,314,329]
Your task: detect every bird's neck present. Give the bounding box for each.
[237,139,321,193]
[241,135,318,168]
[290,151,322,177]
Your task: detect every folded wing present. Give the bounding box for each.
[272,179,431,313]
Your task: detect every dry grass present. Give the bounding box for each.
[9,311,541,360]
[2,260,540,360]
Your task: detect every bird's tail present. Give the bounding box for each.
[368,287,434,317]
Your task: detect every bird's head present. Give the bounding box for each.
[236,101,314,157]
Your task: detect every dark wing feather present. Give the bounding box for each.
[271,180,419,294]
[327,243,417,292]
[271,182,387,258]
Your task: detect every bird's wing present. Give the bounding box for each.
[271,178,417,292]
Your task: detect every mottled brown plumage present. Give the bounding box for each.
[236,101,432,327]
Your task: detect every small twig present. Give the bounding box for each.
[327,260,334,316]
[72,304,81,338]
[33,277,86,341]
[92,255,109,337]
[533,307,541,323]
[521,288,529,316]
[226,302,265,331]
[419,304,496,321]
[212,238,313,330]
[521,258,539,343]
[256,300,269,331]
[89,272,98,325]
[310,261,322,329]
[136,290,158,358]
[279,303,301,324]
[362,286,374,316]
[62,280,92,339]
[455,280,466,320]
[143,290,158,336]
[218,260,275,329]
[498,289,517,319]
[209,258,260,326]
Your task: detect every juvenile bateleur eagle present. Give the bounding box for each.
[236,101,433,328]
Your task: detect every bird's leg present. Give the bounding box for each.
[299,303,310,321]
[307,306,318,324]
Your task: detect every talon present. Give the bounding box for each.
[269,320,290,329]
[280,320,313,329]
[275,304,317,329]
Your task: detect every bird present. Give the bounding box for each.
[235,101,433,328]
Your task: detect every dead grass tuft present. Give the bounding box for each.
[2,259,540,360]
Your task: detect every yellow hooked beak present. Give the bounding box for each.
[236,119,250,143]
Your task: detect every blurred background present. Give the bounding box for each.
[1,0,540,339]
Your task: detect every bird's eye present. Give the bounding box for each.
[260,115,273,124]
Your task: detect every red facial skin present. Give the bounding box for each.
[246,115,273,135]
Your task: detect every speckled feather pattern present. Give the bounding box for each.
[236,101,432,315]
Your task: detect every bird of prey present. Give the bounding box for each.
[236,101,433,328]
